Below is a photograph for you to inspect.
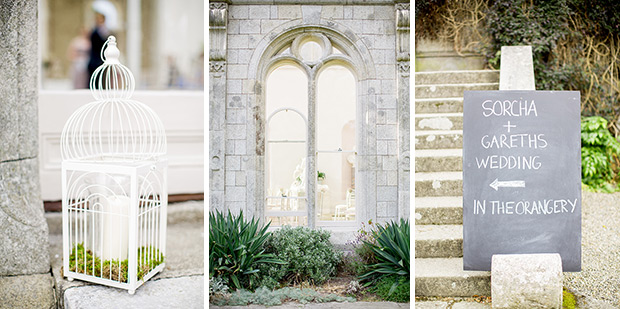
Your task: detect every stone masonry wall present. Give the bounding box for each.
[209,1,410,227]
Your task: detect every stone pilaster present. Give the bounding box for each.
[0,0,50,276]
[209,2,228,213]
[396,2,410,220]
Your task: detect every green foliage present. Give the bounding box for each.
[563,288,578,309]
[209,210,283,290]
[369,275,410,303]
[211,286,356,306]
[259,226,342,286]
[68,243,163,282]
[485,0,574,90]
[359,219,410,296]
[581,116,620,191]
[568,0,620,38]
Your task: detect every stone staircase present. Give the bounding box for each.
[414,70,499,296]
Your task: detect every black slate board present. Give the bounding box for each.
[462,90,581,271]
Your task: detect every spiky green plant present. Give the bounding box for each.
[209,210,283,290]
[359,218,410,296]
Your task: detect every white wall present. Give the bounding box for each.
[39,90,204,200]
[155,0,204,88]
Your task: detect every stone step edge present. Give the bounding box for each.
[415,82,499,88]
[415,70,500,75]
[415,196,463,207]
[415,149,462,157]
[415,258,491,297]
[415,224,463,241]
[415,97,464,102]
[415,130,463,136]
[415,257,490,278]
[415,171,463,181]
[416,113,463,118]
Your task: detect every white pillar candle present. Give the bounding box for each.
[101,195,130,261]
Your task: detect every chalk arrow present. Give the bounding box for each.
[489,178,525,191]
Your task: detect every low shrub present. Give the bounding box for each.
[211,286,355,306]
[345,220,379,276]
[259,226,342,287]
[581,116,620,192]
[209,210,283,290]
[369,275,410,303]
[209,276,230,297]
[359,218,410,296]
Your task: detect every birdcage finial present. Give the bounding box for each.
[90,36,135,100]
[102,35,120,64]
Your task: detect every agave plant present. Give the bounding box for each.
[209,210,283,290]
[359,218,410,295]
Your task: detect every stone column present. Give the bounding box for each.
[209,2,228,213]
[0,2,55,307]
[0,0,50,276]
[126,0,142,83]
[396,2,410,220]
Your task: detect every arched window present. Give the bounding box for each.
[265,64,308,226]
[264,33,357,227]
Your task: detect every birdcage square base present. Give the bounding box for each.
[64,263,165,293]
[62,159,168,293]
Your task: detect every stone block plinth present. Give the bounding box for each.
[499,46,535,91]
[491,253,562,308]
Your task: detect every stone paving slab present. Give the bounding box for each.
[415,301,449,308]
[415,301,491,308]
[64,275,203,309]
[211,301,409,308]
[0,273,56,309]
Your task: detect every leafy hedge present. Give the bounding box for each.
[258,226,342,288]
[581,116,620,191]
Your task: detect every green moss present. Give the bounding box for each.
[563,288,577,309]
[67,243,164,282]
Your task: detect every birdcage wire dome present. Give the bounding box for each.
[61,36,166,162]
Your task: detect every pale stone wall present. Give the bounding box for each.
[0,0,50,275]
[209,1,409,227]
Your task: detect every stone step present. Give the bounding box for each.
[415,224,463,258]
[415,83,499,99]
[415,149,462,173]
[415,258,491,297]
[415,172,462,197]
[415,196,463,225]
[415,113,463,131]
[415,98,463,114]
[415,70,500,85]
[415,130,463,150]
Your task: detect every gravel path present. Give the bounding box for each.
[564,190,620,308]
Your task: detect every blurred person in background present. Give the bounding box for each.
[87,11,110,81]
[66,27,90,89]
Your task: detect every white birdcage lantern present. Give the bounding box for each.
[61,36,167,294]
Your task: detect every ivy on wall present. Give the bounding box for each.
[415,0,620,189]
[415,0,620,135]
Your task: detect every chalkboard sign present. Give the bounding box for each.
[463,90,581,272]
